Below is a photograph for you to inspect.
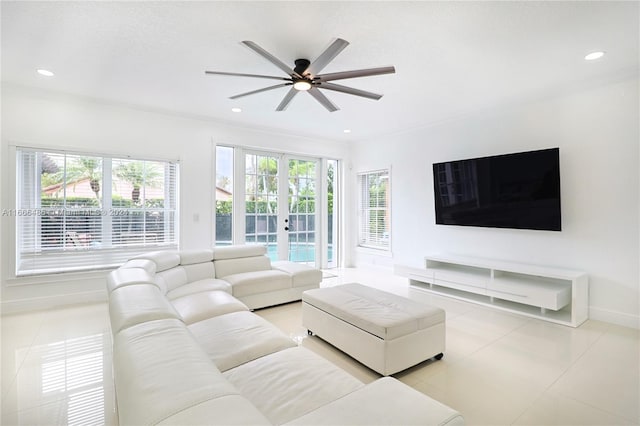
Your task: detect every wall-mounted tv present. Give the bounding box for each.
[433,148,561,231]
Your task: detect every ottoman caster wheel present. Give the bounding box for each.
[434,353,444,361]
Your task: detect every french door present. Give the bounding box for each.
[242,151,319,264]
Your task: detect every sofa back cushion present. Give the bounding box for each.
[107,267,156,293]
[183,262,215,283]
[133,250,181,272]
[213,244,266,260]
[180,249,214,265]
[156,267,188,293]
[119,258,157,275]
[214,256,272,278]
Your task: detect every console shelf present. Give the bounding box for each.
[396,254,588,327]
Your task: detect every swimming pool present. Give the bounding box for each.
[215,242,333,263]
[266,243,333,263]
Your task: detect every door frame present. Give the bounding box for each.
[222,145,338,268]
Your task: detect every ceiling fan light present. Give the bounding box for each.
[293,80,312,91]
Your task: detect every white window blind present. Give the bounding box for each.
[15,148,179,275]
[357,169,390,250]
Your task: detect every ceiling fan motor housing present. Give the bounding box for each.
[294,59,311,76]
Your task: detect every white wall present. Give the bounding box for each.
[0,85,349,312]
[349,78,639,328]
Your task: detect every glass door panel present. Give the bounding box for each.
[287,157,317,264]
[327,159,337,268]
[236,150,325,266]
[244,153,279,255]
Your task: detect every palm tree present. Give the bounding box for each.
[115,161,161,204]
[57,156,103,207]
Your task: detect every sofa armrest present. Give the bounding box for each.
[109,283,181,333]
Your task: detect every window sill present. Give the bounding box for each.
[5,268,114,287]
[356,245,393,258]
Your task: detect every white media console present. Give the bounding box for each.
[396,254,588,327]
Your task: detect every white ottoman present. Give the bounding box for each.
[302,283,445,376]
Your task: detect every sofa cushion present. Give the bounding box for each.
[183,262,215,283]
[114,318,239,425]
[284,377,465,426]
[119,258,157,275]
[157,394,271,425]
[134,250,181,272]
[214,255,272,278]
[224,270,291,297]
[172,291,249,325]
[180,249,214,265]
[107,267,156,293]
[188,311,296,371]
[272,261,323,288]
[223,347,364,425]
[213,244,266,260]
[151,275,169,294]
[165,278,231,300]
[109,283,181,333]
[156,266,188,292]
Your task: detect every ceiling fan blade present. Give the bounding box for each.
[316,66,396,82]
[205,70,290,81]
[276,87,299,111]
[308,87,339,112]
[304,38,349,77]
[319,83,383,100]
[230,83,290,100]
[242,41,302,78]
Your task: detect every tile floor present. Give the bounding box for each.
[1,267,639,425]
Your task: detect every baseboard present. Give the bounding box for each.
[589,306,640,330]
[0,290,107,315]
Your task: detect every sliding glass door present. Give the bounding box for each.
[286,157,317,263]
[215,145,337,268]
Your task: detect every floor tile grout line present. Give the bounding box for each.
[540,321,611,393]
[508,322,617,425]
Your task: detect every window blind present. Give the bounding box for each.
[357,170,390,250]
[15,148,179,275]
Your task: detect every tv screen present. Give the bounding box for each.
[433,148,561,231]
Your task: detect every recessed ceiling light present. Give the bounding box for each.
[36,69,54,77]
[231,107,242,113]
[343,129,351,134]
[584,51,605,61]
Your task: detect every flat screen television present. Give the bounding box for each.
[433,148,561,231]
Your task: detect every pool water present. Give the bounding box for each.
[216,242,333,263]
[266,243,333,263]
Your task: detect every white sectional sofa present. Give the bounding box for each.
[112,244,322,310]
[107,245,465,425]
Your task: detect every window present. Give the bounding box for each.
[15,148,179,275]
[357,169,390,250]
[244,152,279,246]
[326,159,338,267]
[215,145,234,246]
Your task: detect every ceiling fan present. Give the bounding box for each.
[205,38,395,112]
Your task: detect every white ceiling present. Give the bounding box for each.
[2,1,638,142]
